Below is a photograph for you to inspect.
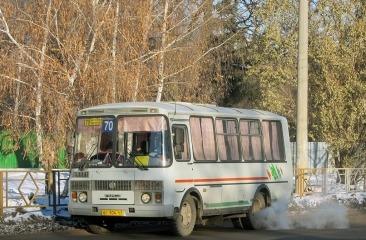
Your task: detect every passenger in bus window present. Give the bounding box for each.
[135,140,148,155]
[73,152,86,164]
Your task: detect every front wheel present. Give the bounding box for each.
[85,218,114,234]
[87,224,112,234]
[172,195,197,237]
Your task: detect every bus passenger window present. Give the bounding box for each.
[190,117,217,161]
[262,121,285,161]
[216,119,240,161]
[240,120,264,161]
[172,125,190,161]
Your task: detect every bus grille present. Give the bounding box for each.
[70,180,90,191]
[70,180,162,191]
[71,171,89,178]
[93,180,132,191]
[135,180,163,190]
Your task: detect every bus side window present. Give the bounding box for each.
[172,125,190,161]
[262,120,285,161]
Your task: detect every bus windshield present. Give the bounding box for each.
[73,117,115,168]
[116,116,172,168]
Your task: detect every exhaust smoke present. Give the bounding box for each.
[252,198,349,230]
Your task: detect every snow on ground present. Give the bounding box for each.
[1,171,366,235]
[291,192,366,209]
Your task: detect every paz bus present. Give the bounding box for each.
[69,102,293,236]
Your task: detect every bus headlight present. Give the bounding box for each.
[78,192,88,203]
[141,193,151,204]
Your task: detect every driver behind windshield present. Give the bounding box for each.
[90,132,113,165]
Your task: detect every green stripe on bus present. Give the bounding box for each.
[204,200,251,208]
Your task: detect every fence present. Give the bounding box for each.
[296,168,366,197]
[291,142,331,169]
[0,169,69,217]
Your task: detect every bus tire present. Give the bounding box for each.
[242,192,266,230]
[87,224,111,234]
[231,192,266,230]
[172,195,197,237]
[86,218,114,234]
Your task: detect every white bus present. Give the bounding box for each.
[69,102,293,236]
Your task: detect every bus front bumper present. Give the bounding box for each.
[68,204,175,218]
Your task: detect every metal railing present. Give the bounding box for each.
[0,169,69,217]
[296,168,366,197]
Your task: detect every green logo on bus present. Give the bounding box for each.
[266,164,283,181]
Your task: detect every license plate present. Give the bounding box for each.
[101,209,125,216]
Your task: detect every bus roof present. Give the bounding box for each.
[79,102,284,120]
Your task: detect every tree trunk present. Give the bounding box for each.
[111,2,119,103]
[133,0,154,102]
[36,0,52,169]
[14,51,23,128]
[155,0,170,102]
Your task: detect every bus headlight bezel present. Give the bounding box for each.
[78,192,88,203]
[141,192,151,204]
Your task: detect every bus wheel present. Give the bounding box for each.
[243,192,266,230]
[87,224,111,234]
[232,192,266,230]
[86,219,114,234]
[173,195,197,237]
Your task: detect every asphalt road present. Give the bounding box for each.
[2,208,366,240]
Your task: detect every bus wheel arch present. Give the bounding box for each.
[254,184,271,207]
[232,184,272,230]
[244,184,272,230]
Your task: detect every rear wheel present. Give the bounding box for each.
[172,195,197,237]
[232,192,267,230]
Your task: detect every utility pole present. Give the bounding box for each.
[296,0,308,195]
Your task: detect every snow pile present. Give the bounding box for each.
[3,208,51,223]
[0,217,70,236]
[291,194,334,209]
[334,192,366,207]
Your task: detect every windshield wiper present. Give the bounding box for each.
[128,152,148,171]
[78,143,98,170]
[78,158,89,171]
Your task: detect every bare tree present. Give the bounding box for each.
[155,0,170,102]
[111,1,119,103]
[35,0,52,168]
[0,1,52,167]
